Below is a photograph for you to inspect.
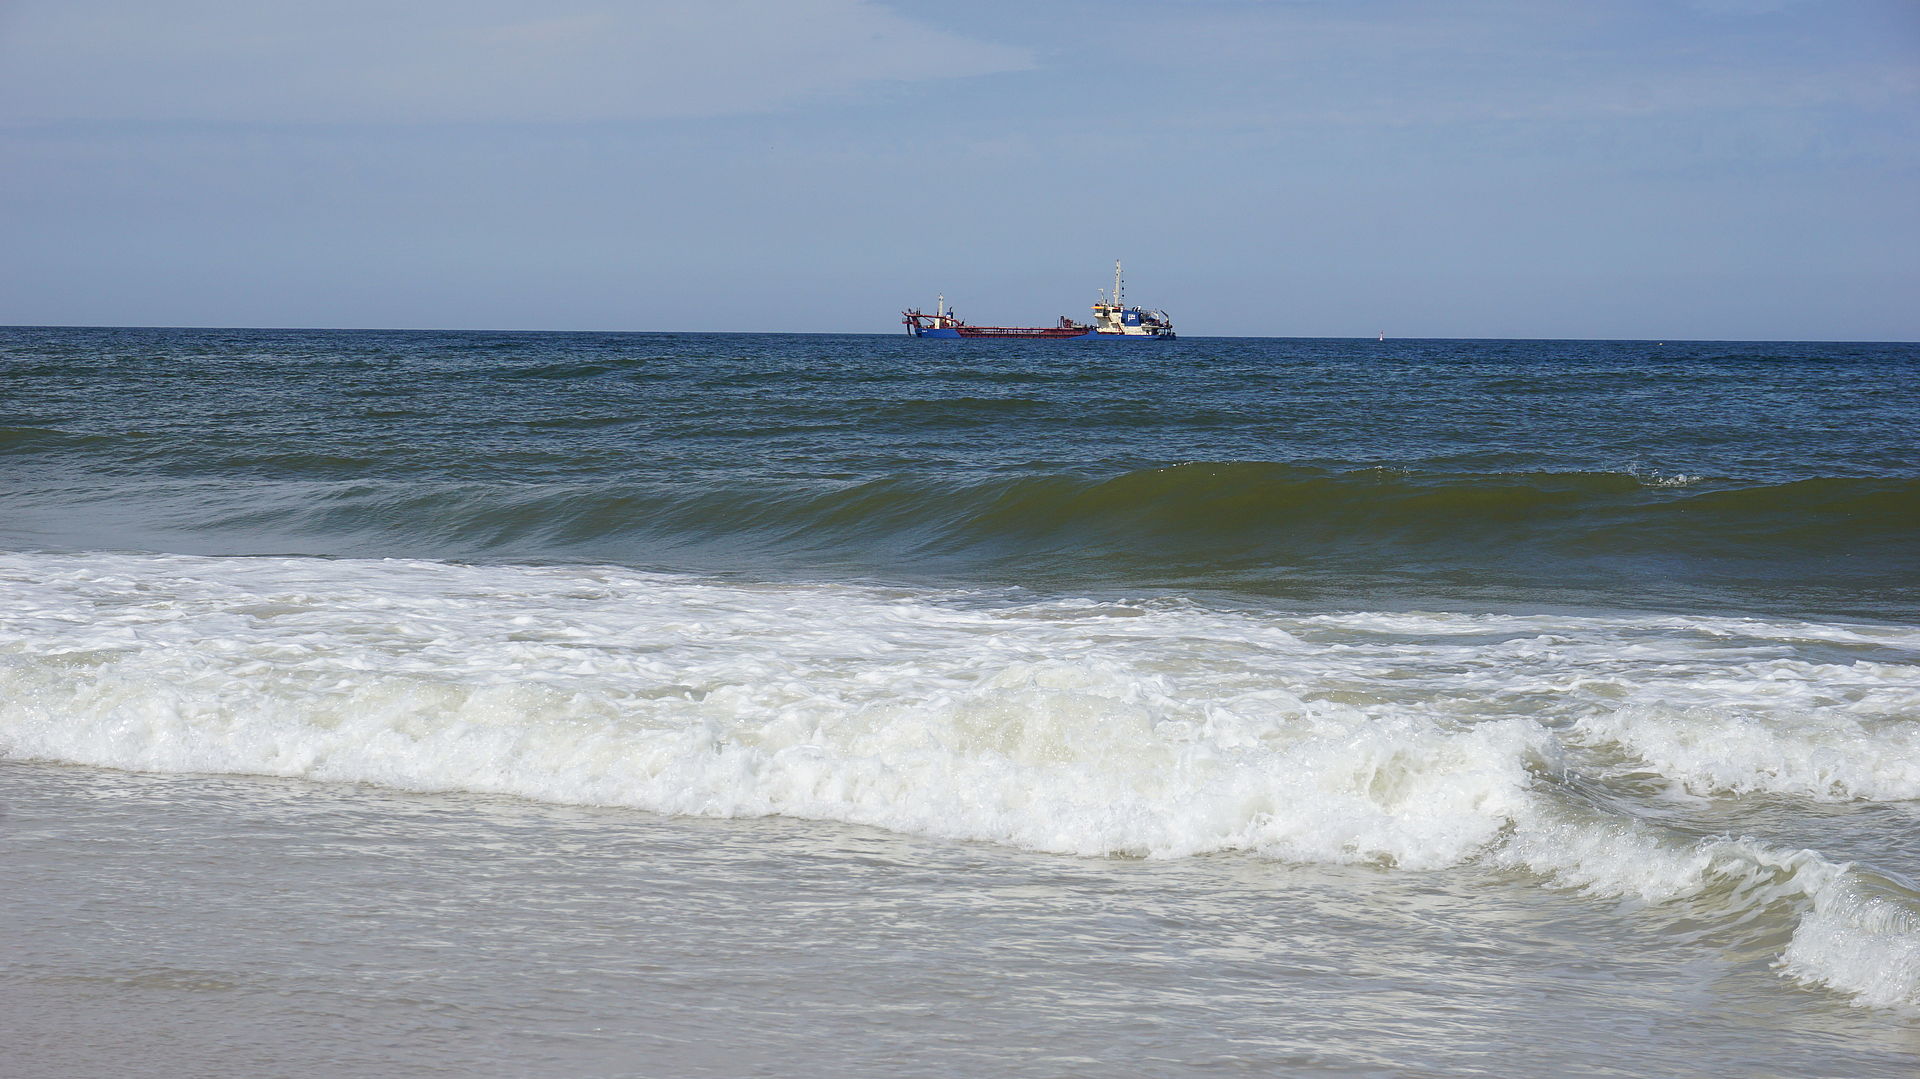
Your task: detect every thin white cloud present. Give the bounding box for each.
[0,0,1034,124]
[1086,1,1917,131]
[1688,0,1819,14]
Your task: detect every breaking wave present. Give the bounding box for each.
[8,463,1916,615]
[3,550,1917,1010]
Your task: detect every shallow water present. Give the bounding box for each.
[2,327,1917,1074]
[7,763,1919,1078]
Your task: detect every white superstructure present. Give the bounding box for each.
[1089,261,1175,336]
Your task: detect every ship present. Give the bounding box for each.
[902,262,1175,339]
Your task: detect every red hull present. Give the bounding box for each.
[952,326,1090,338]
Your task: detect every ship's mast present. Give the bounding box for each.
[1112,260,1123,308]
[937,294,945,319]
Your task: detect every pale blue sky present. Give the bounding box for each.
[2,0,1915,338]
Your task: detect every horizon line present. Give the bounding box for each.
[4,323,1916,346]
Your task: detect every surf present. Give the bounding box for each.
[4,549,1917,1010]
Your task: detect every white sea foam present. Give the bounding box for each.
[1629,467,1705,488]
[0,553,1545,866]
[1784,870,1920,1011]
[1561,620,1920,801]
[3,551,1917,1008]
[1504,818,1920,1010]
[1579,705,1920,802]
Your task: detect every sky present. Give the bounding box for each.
[1,0,1915,339]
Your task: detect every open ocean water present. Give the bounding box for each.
[2,325,1918,1077]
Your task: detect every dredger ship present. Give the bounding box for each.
[902,262,1175,339]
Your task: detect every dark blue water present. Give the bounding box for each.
[5,327,1914,618]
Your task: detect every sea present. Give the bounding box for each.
[2,326,1918,1077]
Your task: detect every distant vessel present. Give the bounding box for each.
[903,262,1175,339]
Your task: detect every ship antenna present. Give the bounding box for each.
[1113,260,1123,307]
